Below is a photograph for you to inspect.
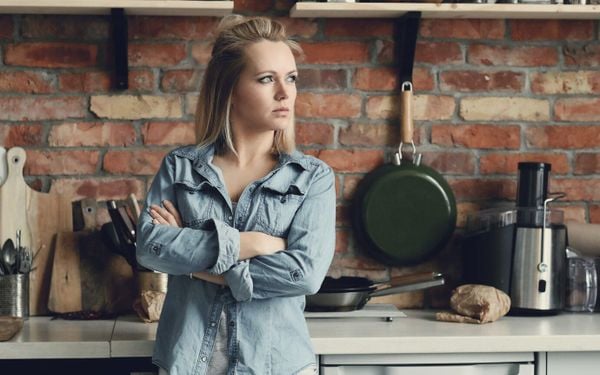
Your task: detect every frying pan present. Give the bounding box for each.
[305,272,444,312]
[351,83,457,266]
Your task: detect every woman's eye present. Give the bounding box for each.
[287,75,298,83]
[258,76,273,84]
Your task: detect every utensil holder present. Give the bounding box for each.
[0,274,29,318]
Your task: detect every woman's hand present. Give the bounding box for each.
[149,200,182,227]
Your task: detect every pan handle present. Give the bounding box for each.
[395,82,421,166]
[375,271,442,288]
[369,275,445,298]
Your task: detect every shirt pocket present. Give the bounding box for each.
[257,183,306,237]
[174,179,215,228]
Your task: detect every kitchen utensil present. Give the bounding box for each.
[565,248,597,313]
[118,205,136,244]
[511,163,567,315]
[305,272,444,312]
[2,239,17,274]
[0,147,71,315]
[126,193,141,225]
[49,199,135,315]
[101,221,137,269]
[0,273,29,317]
[107,200,135,246]
[351,14,456,266]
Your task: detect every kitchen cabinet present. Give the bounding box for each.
[538,351,600,375]
[0,0,233,16]
[290,2,600,20]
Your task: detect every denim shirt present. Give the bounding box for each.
[136,144,336,375]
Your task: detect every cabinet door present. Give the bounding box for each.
[321,363,534,375]
[546,352,600,375]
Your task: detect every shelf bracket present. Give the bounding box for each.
[111,8,128,90]
[394,11,421,86]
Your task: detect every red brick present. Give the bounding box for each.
[296,93,361,119]
[561,205,587,224]
[432,124,520,149]
[313,149,384,173]
[511,20,593,41]
[104,150,168,175]
[58,71,111,92]
[25,150,99,175]
[295,122,334,146]
[335,229,350,254]
[526,126,600,149]
[456,202,483,229]
[366,95,455,121]
[564,44,600,67]
[336,204,351,227]
[0,71,54,94]
[4,42,98,68]
[128,43,187,67]
[191,42,213,65]
[575,153,600,175]
[0,15,14,39]
[552,179,600,201]
[342,175,362,201]
[234,0,274,12]
[353,67,396,91]
[468,45,558,67]
[300,42,369,64]
[416,42,462,65]
[449,178,516,201]
[278,18,318,39]
[590,205,600,224]
[420,19,505,40]
[324,19,393,37]
[161,70,202,92]
[423,152,475,175]
[0,96,86,121]
[128,16,218,40]
[339,123,398,147]
[297,69,347,90]
[480,153,569,175]
[51,178,146,202]
[440,71,524,92]
[376,40,394,64]
[128,70,156,92]
[531,71,600,94]
[49,122,136,147]
[21,15,109,39]
[0,124,43,147]
[142,121,195,146]
[555,98,600,122]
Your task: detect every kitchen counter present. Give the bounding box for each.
[2,309,600,360]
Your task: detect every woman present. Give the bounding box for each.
[136,15,336,375]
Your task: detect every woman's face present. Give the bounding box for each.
[230,40,297,134]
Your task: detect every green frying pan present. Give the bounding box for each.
[351,83,457,266]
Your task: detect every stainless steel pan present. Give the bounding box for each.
[305,272,444,312]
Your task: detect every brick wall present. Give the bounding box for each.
[1,1,599,307]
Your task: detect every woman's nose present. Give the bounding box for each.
[275,82,288,101]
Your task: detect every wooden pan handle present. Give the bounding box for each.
[400,82,413,144]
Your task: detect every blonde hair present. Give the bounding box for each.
[195,15,302,155]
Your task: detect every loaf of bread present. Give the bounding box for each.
[436,284,511,324]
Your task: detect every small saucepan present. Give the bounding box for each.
[305,272,444,312]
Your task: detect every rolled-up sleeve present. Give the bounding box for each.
[136,152,240,276]
[224,164,336,301]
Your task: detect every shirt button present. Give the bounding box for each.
[229,321,235,327]
[210,322,216,327]
[228,215,233,221]
[201,356,207,362]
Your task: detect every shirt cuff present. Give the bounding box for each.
[223,260,252,302]
[206,219,240,275]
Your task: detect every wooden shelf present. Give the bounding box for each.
[0,0,233,16]
[290,2,600,20]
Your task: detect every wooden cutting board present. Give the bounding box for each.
[0,147,72,315]
[0,147,6,186]
[48,199,135,314]
[0,316,24,341]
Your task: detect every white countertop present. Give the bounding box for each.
[3,309,600,359]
